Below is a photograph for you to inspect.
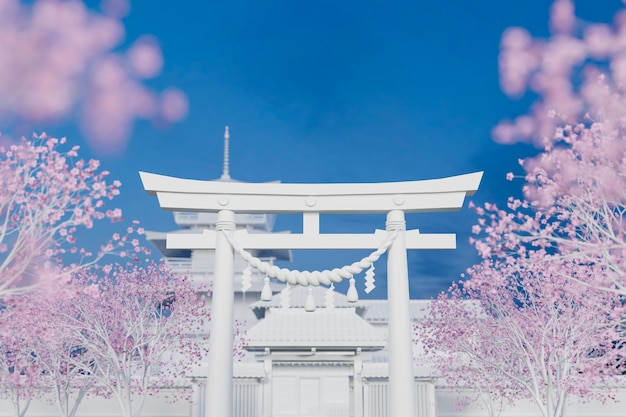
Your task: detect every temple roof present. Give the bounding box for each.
[245,308,385,351]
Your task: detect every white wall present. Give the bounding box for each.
[2,381,625,417]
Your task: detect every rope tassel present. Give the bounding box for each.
[346,277,358,302]
[261,275,272,301]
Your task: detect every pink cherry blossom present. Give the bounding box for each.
[0,134,127,296]
[429,3,626,415]
[58,261,209,417]
[416,255,624,417]
[489,0,626,295]
[159,88,189,123]
[127,36,163,79]
[0,259,222,417]
[0,0,187,153]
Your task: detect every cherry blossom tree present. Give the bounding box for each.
[0,0,187,153]
[0,259,247,417]
[0,133,136,297]
[12,288,99,417]
[416,252,625,417]
[490,0,626,295]
[0,300,44,417]
[417,2,626,415]
[58,261,208,417]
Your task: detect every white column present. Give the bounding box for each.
[192,379,206,417]
[386,210,416,417]
[262,359,273,417]
[206,210,235,417]
[353,358,364,417]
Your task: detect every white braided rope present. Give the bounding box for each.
[222,229,400,286]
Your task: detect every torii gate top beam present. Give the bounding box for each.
[139,171,483,214]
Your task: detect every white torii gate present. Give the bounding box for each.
[140,170,482,417]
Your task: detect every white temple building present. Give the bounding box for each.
[141,188,626,417]
[137,128,625,417]
[2,128,625,417]
[141,128,439,417]
[147,206,438,417]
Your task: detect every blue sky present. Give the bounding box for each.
[45,0,625,298]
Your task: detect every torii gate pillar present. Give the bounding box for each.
[140,171,483,417]
[208,209,235,417]
[386,210,415,417]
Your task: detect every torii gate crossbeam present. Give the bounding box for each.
[140,171,483,417]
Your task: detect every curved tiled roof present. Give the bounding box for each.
[245,308,385,351]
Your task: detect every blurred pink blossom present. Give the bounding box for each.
[497,0,626,147]
[584,24,614,58]
[0,0,187,154]
[160,88,189,122]
[498,27,538,96]
[100,0,129,18]
[127,36,163,79]
[550,0,575,34]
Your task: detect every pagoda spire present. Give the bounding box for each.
[221,126,231,180]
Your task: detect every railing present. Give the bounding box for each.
[174,212,275,231]
[363,380,435,417]
[233,378,261,417]
[165,258,193,272]
[364,380,387,417]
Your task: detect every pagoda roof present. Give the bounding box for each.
[145,229,291,261]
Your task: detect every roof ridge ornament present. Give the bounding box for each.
[280,284,291,308]
[305,287,316,312]
[221,125,230,180]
